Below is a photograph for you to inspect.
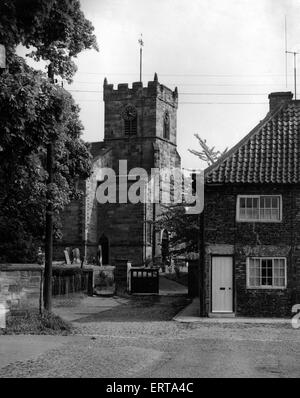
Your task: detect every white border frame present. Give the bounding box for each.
[246,257,287,290]
[236,194,282,223]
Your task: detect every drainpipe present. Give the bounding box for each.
[199,208,205,316]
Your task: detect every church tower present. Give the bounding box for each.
[97,74,181,270]
[54,75,181,277]
[103,74,179,171]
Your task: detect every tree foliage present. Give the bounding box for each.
[155,204,200,257]
[156,136,224,258]
[0,0,98,82]
[188,134,227,166]
[0,0,98,262]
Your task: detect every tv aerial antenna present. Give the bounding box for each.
[285,16,299,99]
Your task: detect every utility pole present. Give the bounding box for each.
[43,63,55,311]
[138,34,144,82]
[286,50,299,99]
[285,16,288,88]
[199,211,205,317]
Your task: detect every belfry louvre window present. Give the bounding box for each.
[163,112,170,140]
[124,118,137,135]
[247,258,287,289]
[236,195,281,222]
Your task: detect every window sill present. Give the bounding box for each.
[236,219,282,223]
[246,286,287,290]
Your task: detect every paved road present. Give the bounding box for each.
[1,320,299,378]
[159,275,187,295]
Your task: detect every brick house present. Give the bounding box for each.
[202,92,300,317]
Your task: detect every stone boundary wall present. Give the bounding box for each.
[0,264,43,313]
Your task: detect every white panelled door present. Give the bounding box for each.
[212,257,233,313]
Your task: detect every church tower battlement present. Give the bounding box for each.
[103,74,178,107]
[103,74,178,147]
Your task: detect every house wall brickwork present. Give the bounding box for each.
[204,184,300,317]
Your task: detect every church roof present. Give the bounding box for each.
[89,141,111,159]
[205,98,300,184]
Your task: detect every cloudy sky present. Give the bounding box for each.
[51,0,300,169]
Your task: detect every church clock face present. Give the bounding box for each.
[121,104,137,121]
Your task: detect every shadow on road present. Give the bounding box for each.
[74,295,191,323]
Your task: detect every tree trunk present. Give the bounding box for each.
[43,141,53,311]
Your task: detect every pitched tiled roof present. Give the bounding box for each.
[205,100,300,184]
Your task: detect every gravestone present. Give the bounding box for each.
[72,248,81,264]
[64,247,71,265]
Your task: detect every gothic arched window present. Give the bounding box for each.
[163,111,170,140]
[124,118,137,135]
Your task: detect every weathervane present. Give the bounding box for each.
[138,33,144,82]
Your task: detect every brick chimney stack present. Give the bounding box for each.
[268,92,293,112]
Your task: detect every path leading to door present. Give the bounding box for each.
[159,275,187,296]
[174,298,291,325]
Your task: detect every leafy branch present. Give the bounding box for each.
[188,134,228,166]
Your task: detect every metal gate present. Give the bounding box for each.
[130,268,159,294]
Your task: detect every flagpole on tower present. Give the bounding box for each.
[138,33,144,82]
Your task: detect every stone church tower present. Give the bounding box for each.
[55,74,181,273]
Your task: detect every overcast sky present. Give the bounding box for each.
[34,0,300,169]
